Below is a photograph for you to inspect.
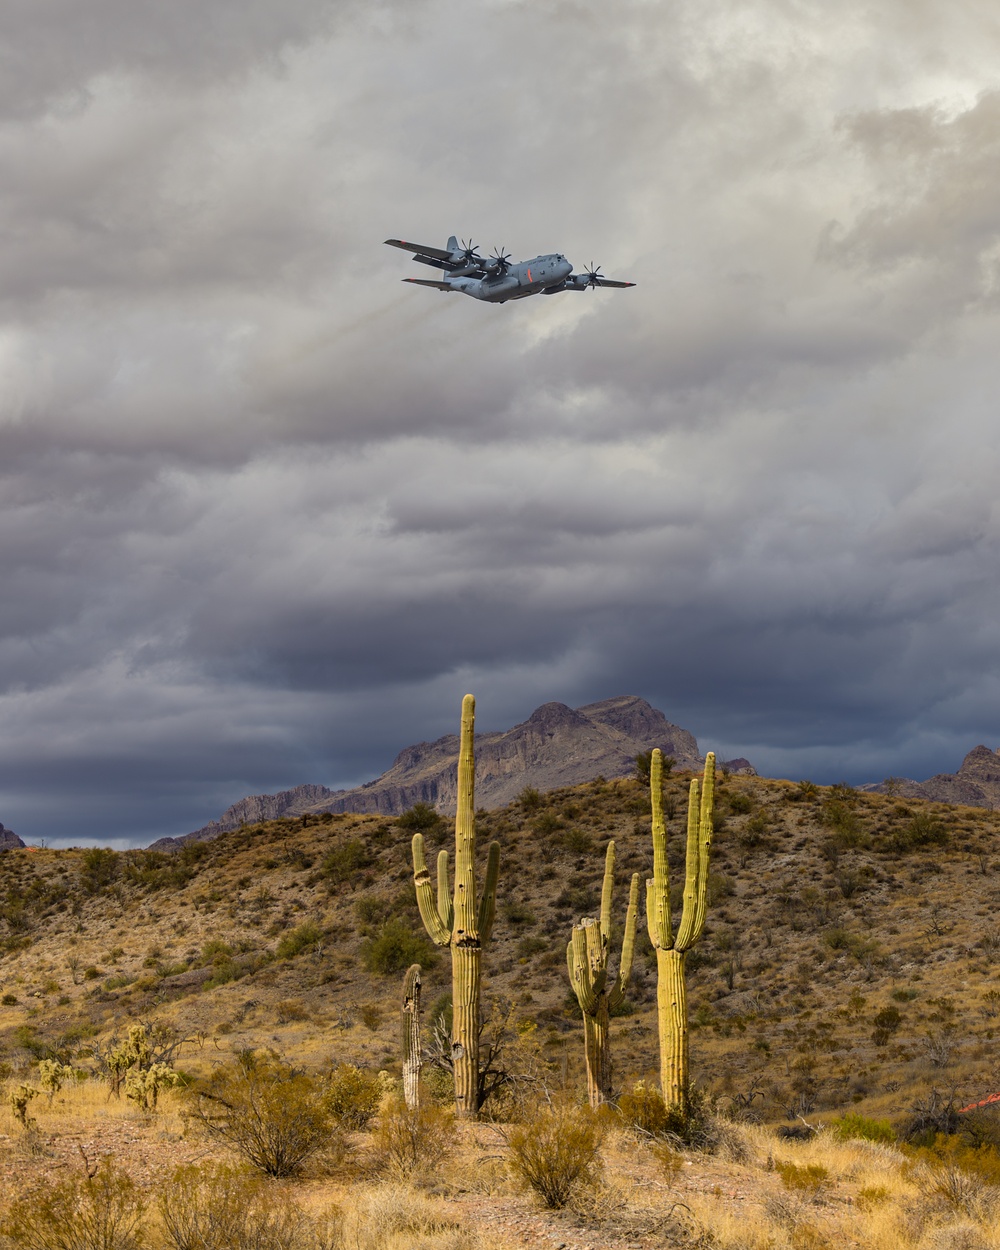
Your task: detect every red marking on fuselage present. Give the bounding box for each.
[526,267,532,283]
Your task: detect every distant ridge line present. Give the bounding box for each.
[148,694,756,852]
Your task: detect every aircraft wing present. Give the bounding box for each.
[565,273,636,290]
[385,238,455,262]
[402,278,454,291]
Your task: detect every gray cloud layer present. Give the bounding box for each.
[2,0,1000,845]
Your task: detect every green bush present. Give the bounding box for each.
[889,811,950,852]
[276,922,322,960]
[832,1112,896,1144]
[361,919,437,976]
[81,847,119,894]
[504,1106,604,1208]
[321,839,373,885]
[323,1064,385,1130]
[396,803,444,831]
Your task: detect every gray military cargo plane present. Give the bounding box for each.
[385,236,636,303]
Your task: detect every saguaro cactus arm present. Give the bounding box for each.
[437,850,454,932]
[645,748,672,950]
[412,834,452,946]
[599,841,616,941]
[567,921,605,1014]
[674,752,715,951]
[608,871,640,1011]
[477,841,501,943]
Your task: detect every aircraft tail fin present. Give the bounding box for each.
[446,235,459,255]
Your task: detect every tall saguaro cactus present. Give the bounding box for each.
[402,963,422,1110]
[566,841,640,1108]
[646,747,715,1115]
[411,694,500,1118]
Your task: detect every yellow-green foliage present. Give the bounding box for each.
[158,1161,341,1250]
[323,1063,390,1130]
[192,1052,333,1177]
[777,1160,829,1193]
[505,1106,605,1209]
[371,1096,456,1178]
[3,1161,145,1250]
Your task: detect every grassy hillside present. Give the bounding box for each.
[1,770,999,1127]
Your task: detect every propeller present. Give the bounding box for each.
[459,237,482,266]
[583,263,604,289]
[489,246,511,275]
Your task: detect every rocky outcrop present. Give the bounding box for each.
[0,823,25,851]
[155,695,753,850]
[862,745,1000,808]
[148,783,337,851]
[308,696,708,819]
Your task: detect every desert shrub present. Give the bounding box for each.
[831,1112,896,1144]
[870,1005,903,1047]
[777,1161,828,1194]
[80,847,119,894]
[323,1064,386,1130]
[889,811,950,852]
[321,839,373,885]
[275,921,322,960]
[727,792,753,814]
[1,991,17,1005]
[200,939,233,965]
[361,919,437,976]
[617,1082,677,1137]
[191,1052,333,1177]
[822,801,867,847]
[518,786,543,810]
[371,1097,455,1177]
[339,1186,475,1250]
[396,803,444,832]
[157,1161,341,1250]
[2,1161,145,1250]
[504,1106,604,1208]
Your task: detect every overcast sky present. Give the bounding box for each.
[2,0,1000,847]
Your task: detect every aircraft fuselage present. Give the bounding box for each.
[447,254,573,302]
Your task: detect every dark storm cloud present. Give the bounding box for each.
[2,0,1000,845]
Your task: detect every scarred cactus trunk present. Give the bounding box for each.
[411,694,500,1118]
[646,748,715,1115]
[566,841,639,1108]
[402,963,422,1110]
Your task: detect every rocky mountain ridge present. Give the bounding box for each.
[0,823,24,851]
[862,744,1000,808]
[151,694,754,851]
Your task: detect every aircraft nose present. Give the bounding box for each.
[560,258,572,278]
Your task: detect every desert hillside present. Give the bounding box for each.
[3,773,1000,1250]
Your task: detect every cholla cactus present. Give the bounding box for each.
[646,748,715,1114]
[37,1059,75,1103]
[566,841,639,1108]
[9,1082,38,1129]
[124,1062,180,1112]
[402,964,422,1110]
[411,694,500,1118]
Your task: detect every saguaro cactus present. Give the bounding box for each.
[566,841,639,1108]
[411,694,500,1118]
[646,747,715,1115]
[402,963,422,1110]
